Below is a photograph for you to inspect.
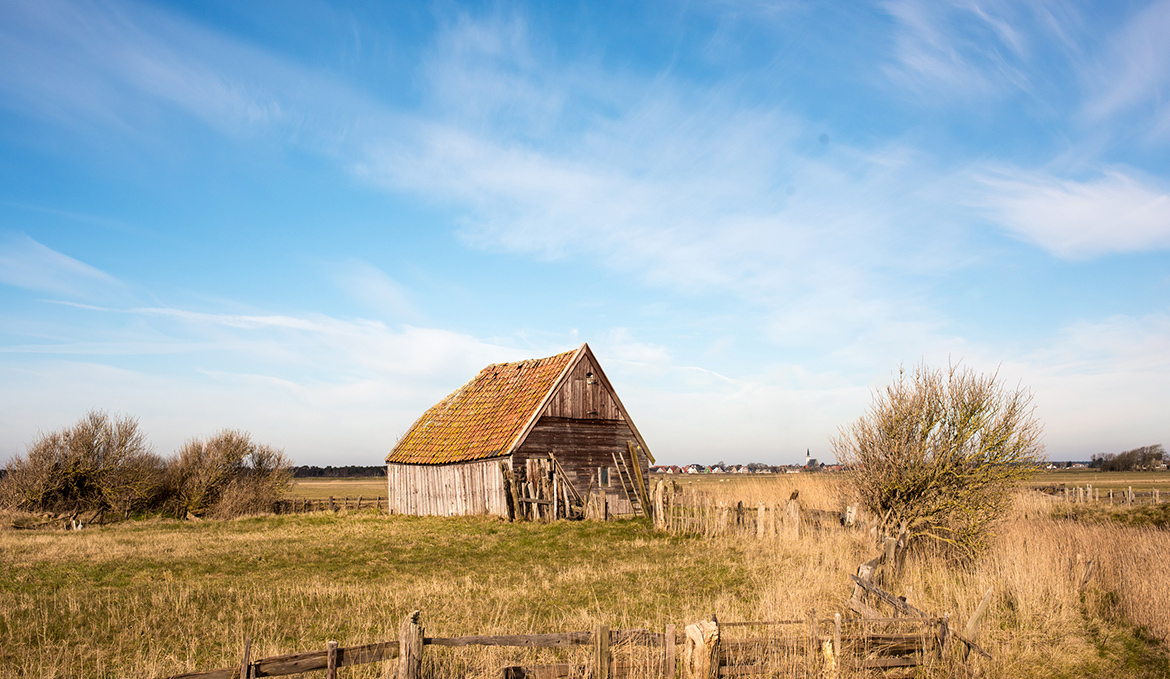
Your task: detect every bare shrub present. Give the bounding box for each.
[832,363,1045,557]
[166,430,292,519]
[0,410,164,516]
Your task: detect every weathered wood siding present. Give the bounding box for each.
[541,355,623,420]
[514,417,648,496]
[387,458,509,517]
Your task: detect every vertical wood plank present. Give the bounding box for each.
[594,623,610,679]
[664,623,676,679]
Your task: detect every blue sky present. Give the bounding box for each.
[1,0,1168,466]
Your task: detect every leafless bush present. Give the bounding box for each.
[832,363,1045,557]
[166,430,292,519]
[0,410,165,516]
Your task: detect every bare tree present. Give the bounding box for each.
[166,429,292,519]
[0,410,164,516]
[832,363,1045,557]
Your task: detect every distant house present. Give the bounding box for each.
[385,343,653,517]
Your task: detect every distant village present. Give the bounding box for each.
[650,452,840,475]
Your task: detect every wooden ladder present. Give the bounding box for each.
[611,450,644,517]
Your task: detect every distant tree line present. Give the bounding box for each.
[0,410,291,521]
[293,465,385,478]
[1089,444,1165,472]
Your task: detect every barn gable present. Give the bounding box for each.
[386,343,653,466]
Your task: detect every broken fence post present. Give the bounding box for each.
[684,615,720,679]
[397,611,423,679]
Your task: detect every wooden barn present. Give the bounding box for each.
[385,343,654,518]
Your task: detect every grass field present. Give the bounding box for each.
[3,475,1170,678]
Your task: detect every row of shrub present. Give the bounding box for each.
[0,410,292,520]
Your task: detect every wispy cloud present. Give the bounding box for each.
[976,168,1170,258]
[0,232,124,299]
[879,0,1032,100]
[1081,0,1170,139]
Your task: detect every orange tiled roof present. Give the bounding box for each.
[386,348,578,464]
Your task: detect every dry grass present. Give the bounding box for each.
[2,476,1168,678]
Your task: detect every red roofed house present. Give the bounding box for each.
[385,343,654,517]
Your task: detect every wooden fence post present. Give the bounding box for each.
[326,640,338,679]
[683,616,719,679]
[834,613,842,661]
[594,623,610,679]
[654,481,666,530]
[784,498,801,539]
[397,611,423,679]
[664,623,677,679]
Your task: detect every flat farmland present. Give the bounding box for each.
[1027,469,1170,492]
[291,477,387,499]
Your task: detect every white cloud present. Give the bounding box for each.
[0,232,124,299]
[977,168,1170,258]
[0,302,542,464]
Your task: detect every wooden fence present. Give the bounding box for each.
[1039,484,1164,505]
[275,496,387,514]
[157,609,972,679]
[651,484,856,539]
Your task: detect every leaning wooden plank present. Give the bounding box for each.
[426,632,593,648]
[548,453,584,506]
[847,575,930,618]
[626,441,652,518]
